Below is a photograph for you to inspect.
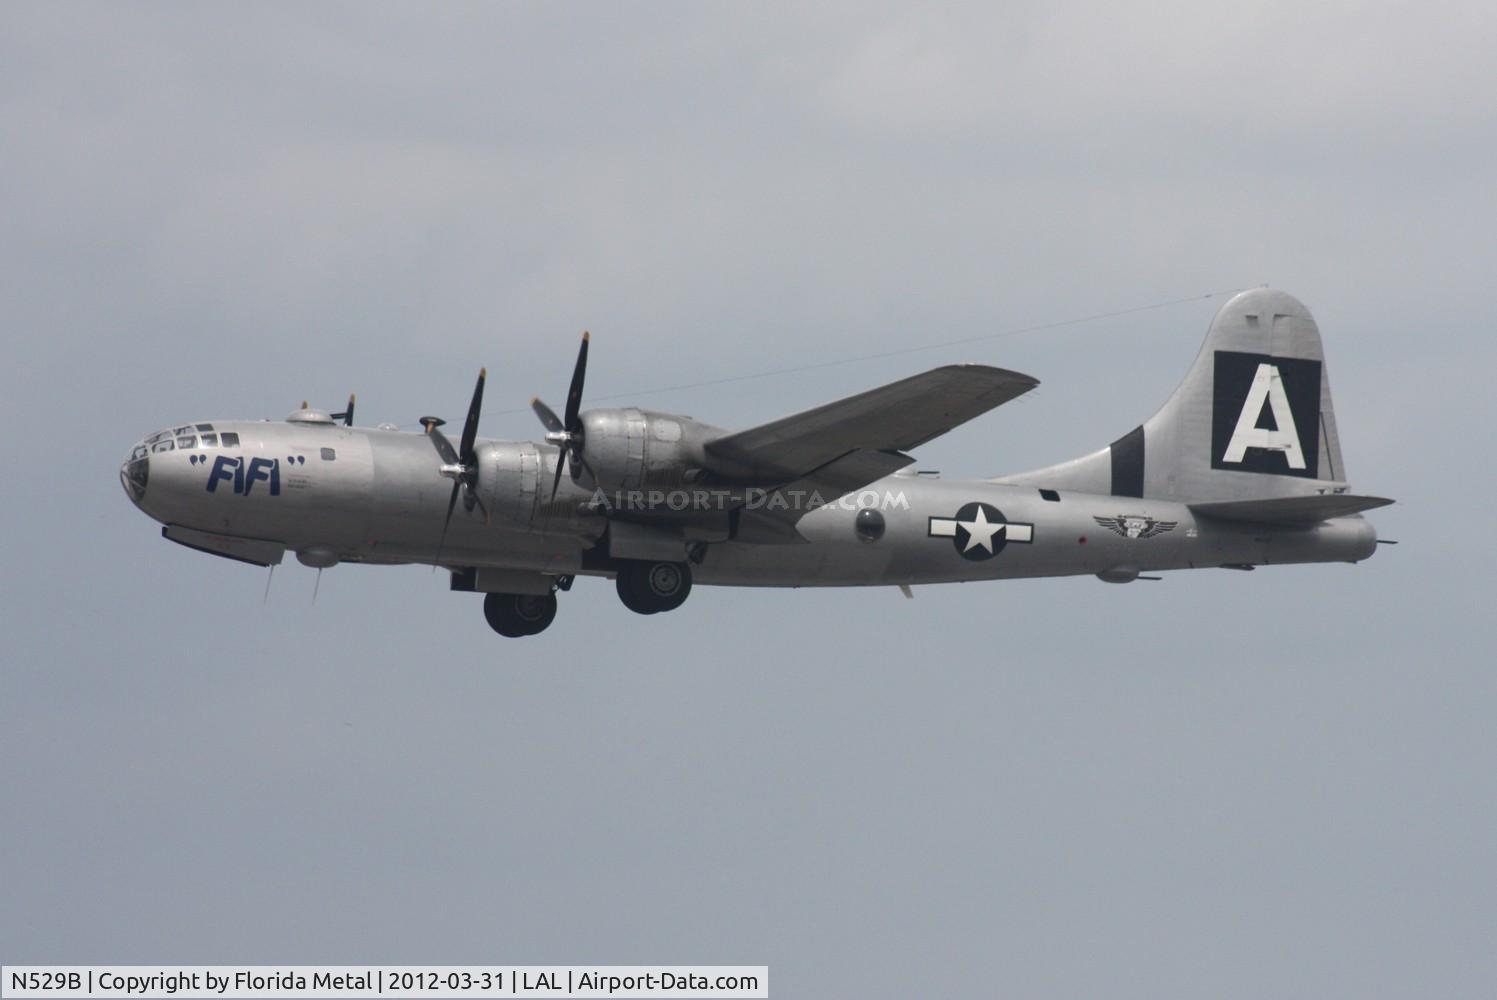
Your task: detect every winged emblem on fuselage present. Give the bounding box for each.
[1093,514,1178,539]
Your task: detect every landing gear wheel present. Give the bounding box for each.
[483,592,557,637]
[616,560,692,615]
[616,578,658,615]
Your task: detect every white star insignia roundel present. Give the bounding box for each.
[928,502,1034,561]
[957,506,1003,553]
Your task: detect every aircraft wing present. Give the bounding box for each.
[704,364,1038,488]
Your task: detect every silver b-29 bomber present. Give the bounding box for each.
[121,289,1392,637]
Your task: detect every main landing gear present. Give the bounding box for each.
[483,592,557,637]
[479,561,693,636]
[616,560,693,615]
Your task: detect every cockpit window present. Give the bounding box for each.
[200,433,218,447]
[177,436,196,449]
[174,425,192,435]
[195,423,214,432]
[146,430,170,445]
[220,432,240,447]
[152,439,175,453]
[131,445,148,461]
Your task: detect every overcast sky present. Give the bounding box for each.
[3,4,1494,997]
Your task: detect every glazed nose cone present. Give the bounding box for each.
[120,450,149,509]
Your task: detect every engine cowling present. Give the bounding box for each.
[473,441,603,536]
[577,408,718,493]
[472,442,543,525]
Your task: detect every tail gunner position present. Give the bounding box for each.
[121,290,1392,637]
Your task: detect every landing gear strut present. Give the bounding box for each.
[616,560,693,615]
[483,591,557,637]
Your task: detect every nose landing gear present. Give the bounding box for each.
[616,560,693,615]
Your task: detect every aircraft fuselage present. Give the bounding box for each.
[123,419,1377,590]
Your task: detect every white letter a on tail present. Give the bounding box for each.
[1222,363,1306,469]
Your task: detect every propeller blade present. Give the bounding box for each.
[563,332,589,430]
[425,368,492,568]
[534,332,590,503]
[549,448,567,503]
[531,397,564,433]
[575,451,596,482]
[458,368,486,461]
[431,428,460,465]
[421,417,460,465]
[468,487,490,523]
[433,480,461,567]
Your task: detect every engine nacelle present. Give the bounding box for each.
[577,408,718,493]
[473,441,543,525]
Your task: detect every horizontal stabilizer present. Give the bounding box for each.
[1189,493,1394,525]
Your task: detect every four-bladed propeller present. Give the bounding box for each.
[421,367,489,566]
[421,332,592,564]
[531,331,590,501]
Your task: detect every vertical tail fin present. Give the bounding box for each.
[997,289,1349,502]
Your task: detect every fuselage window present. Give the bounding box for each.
[220,432,240,447]
[320,447,336,461]
[177,436,196,449]
[152,439,175,453]
[200,434,218,447]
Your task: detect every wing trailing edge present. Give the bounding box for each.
[705,364,1037,488]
